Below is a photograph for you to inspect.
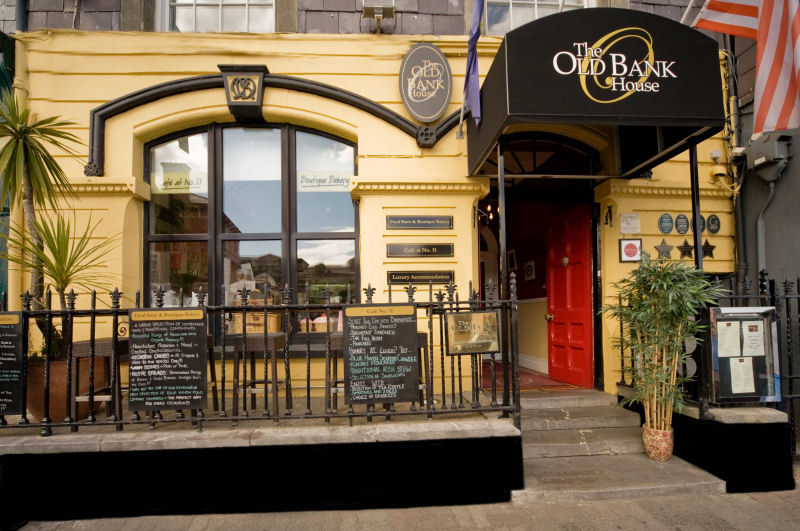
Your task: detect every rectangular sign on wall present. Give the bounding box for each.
[386,243,454,257]
[386,216,453,230]
[388,271,454,284]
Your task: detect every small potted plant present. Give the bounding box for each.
[603,253,725,461]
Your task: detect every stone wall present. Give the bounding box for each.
[27,0,120,31]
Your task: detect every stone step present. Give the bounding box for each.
[522,426,644,458]
[521,405,641,431]
[520,389,617,410]
[513,454,725,502]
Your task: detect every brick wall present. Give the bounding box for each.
[299,0,465,34]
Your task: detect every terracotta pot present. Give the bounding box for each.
[26,360,105,423]
[642,426,674,462]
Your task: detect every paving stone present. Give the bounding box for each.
[515,454,725,502]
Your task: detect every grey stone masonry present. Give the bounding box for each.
[25,0,121,31]
[299,0,465,34]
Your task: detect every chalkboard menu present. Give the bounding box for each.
[128,308,207,411]
[0,313,23,415]
[344,304,419,404]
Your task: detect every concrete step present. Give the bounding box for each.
[513,454,725,502]
[522,426,644,458]
[520,389,617,410]
[521,405,641,431]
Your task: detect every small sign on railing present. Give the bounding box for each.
[445,310,501,356]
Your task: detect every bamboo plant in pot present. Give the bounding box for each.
[603,254,725,461]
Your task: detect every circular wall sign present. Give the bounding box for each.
[691,215,706,233]
[658,213,673,234]
[624,243,638,257]
[398,42,453,123]
[707,214,721,234]
[675,214,689,234]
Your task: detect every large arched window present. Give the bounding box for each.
[144,124,358,308]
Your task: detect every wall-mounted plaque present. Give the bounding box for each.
[707,214,721,234]
[675,214,690,234]
[344,304,419,404]
[658,213,674,234]
[398,42,453,124]
[692,215,706,233]
[445,311,500,355]
[387,243,454,257]
[219,64,268,123]
[386,215,453,229]
[128,308,207,411]
[619,238,642,262]
[0,313,23,415]
[388,271,454,284]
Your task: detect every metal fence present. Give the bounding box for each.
[617,271,800,457]
[0,274,522,437]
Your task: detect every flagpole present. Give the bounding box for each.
[680,0,696,24]
[456,99,466,139]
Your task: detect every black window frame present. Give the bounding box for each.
[143,121,360,308]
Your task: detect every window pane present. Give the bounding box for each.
[297,240,355,304]
[296,132,354,233]
[172,4,194,31]
[511,3,534,27]
[222,5,246,31]
[487,3,510,36]
[223,240,282,306]
[196,5,219,31]
[150,132,208,234]
[248,6,274,33]
[223,128,282,233]
[149,241,209,307]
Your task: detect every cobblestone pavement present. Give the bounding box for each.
[22,487,800,530]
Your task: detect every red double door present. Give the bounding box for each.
[545,204,594,388]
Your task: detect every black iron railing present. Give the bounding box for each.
[0,274,521,436]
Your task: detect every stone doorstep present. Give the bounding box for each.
[520,389,618,410]
[521,405,641,431]
[0,416,521,455]
[522,426,645,458]
[514,454,725,502]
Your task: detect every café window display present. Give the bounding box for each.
[145,125,358,324]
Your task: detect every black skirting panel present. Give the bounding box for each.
[0,435,523,527]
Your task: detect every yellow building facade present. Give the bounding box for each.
[10,28,734,394]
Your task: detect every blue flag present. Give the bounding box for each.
[463,0,484,125]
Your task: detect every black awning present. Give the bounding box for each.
[467,8,725,178]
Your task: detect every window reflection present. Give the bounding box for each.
[296,132,354,233]
[149,242,209,307]
[149,133,209,234]
[223,128,282,234]
[223,240,282,305]
[297,240,355,304]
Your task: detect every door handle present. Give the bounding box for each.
[544,313,554,322]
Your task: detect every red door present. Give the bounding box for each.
[546,203,594,388]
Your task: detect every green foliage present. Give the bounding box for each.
[0,214,119,309]
[602,253,726,430]
[0,90,80,210]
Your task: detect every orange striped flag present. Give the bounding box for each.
[693,0,800,134]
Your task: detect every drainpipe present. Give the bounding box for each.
[15,0,27,32]
[756,162,785,275]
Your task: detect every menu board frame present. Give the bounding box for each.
[128,308,208,411]
[0,312,23,415]
[343,303,420,405]
[707,306,780,404]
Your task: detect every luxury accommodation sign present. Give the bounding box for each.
[399,42,453,123]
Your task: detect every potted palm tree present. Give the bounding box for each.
[603,253,725,461]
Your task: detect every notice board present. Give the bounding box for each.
[0,312,23,415]
[709,307,780,404]
[128,308,207,410]
[343,304,419,404]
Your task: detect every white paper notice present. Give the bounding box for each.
[730,356,755,394]
[741,320,765,357]
[717,321,741,358]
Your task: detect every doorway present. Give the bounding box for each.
[479,179,597,389]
